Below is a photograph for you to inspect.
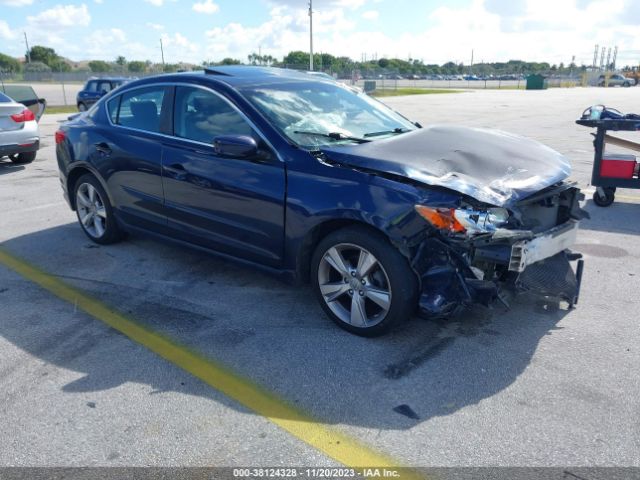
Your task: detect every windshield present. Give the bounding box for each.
[240,82,416,148]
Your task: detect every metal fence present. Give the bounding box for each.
[0,65,589,107]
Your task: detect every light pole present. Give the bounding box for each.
[24,32,31,63]
[160,38,165,69]
[309,0,314,71]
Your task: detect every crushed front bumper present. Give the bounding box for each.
[412,220,584,318]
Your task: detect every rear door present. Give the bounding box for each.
[79,80,101,106]
[98,85,172,232]
[161,85,286,266]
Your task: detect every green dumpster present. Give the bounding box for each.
[526,74,548,90]
[364,80,377,93]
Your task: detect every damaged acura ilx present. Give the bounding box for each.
[56,67,586,337]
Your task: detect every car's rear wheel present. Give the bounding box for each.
[311,226,418,337]
[74,174,123,244]
[78,103,87,112]
[9,152,36,164]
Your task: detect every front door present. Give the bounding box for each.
[161,85,286,267]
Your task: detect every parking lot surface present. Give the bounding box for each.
[1,88,639,468]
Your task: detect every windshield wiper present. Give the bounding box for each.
[364,127,410,138]
[293,131,371,144]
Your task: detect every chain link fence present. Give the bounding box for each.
[0,65,589,107]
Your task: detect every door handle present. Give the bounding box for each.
[164,163,188,180]
[94,142,111,156]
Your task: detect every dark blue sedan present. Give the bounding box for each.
[56,67,585,336]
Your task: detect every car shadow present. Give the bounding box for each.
[580,200,640,236]
[0,223,570,431]
[0,160,25,174]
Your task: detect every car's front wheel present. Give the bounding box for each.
[311,226,419,337]
[78,103,87,112]
[9,152,36,164]
[74,174,124,244]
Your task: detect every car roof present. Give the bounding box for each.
[88,77,129,82]
[126,67,334,90]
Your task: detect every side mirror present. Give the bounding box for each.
[213,135,258,159]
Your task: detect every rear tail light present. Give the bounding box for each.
[55,130,66,144]
[10,109,36,123]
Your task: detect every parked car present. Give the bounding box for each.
[0,89,44,164]
[56,67,586,336]
[76,77,129,111]
[598,74,635,87]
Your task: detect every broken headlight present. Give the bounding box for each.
[415,205,509,235]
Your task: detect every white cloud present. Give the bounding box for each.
[0,20,16,39]
[161,32,200,58]
[362,10,379,20]
[144,0,163,5]
[193,0,219,14]
[147,22,165,31]
[27,4,91,29]
[1,0,33,6]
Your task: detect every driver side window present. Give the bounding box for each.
[174,86,254,144]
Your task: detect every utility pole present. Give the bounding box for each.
[470,49,474,75]
[309,0,314,71]
[24,32,31,63]
[160,38,165,69]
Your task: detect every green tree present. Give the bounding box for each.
[282,51,309,67]
[88,60,111,72]
[128,60,147,73]
[220,58,241,65]
[162,63,179,73]
[0,52,21,73]
[49,58,71,72]
[28,45,58,66]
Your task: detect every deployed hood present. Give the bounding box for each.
[320,125,572,206]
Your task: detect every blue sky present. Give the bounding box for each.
[0,0,638,66]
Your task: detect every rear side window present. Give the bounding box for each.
[0,92,11,103]
[107,96,120,123]
[114,87,167,133]
[173,86,254,144]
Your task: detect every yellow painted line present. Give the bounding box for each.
[0,248,423,478]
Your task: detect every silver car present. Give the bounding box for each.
[0,90,42,164]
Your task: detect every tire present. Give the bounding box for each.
[74,174,124,245]
[78,103,87,112]
[311,226,419,337]
[593,188,615,207]
[9,152,36,164]
[624,82,630,88]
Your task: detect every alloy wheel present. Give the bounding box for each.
[76,182,107,239]
[317,243,392,328]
